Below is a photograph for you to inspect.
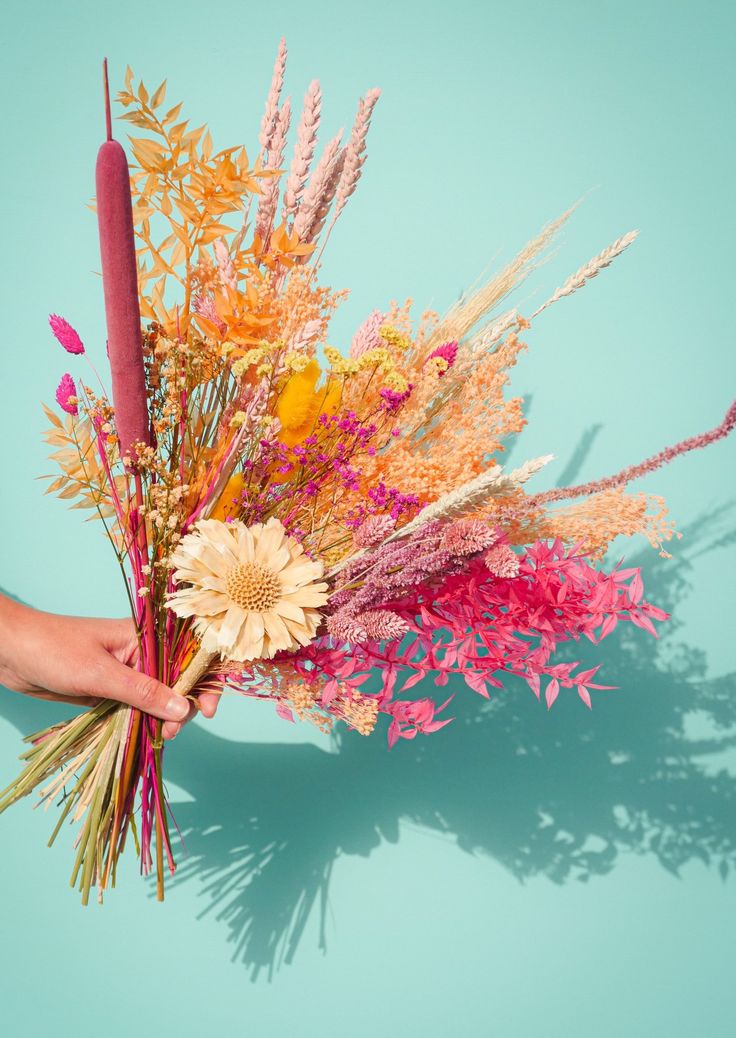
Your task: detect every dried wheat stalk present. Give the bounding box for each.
[282,79,322,224]
[531,230,638,319]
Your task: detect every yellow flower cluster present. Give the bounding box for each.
[379,324,412,351]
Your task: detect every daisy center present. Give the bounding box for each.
[225,561,281,612]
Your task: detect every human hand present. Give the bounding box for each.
[0,595,219,739]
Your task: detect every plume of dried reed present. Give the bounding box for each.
[420,208,574,358]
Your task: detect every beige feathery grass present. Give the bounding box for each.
[419,208,574,358]
[387,454,554,540]
[531,230,638,319]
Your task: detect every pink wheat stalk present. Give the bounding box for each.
[293,132,345,245]
[529,400,736,507]
[255,98,292,244]
[333,88,381,220]
[350,309,386,358]
[258,37,288,157]
[282,79,322,224]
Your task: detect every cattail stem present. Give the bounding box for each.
[102,57,112,141]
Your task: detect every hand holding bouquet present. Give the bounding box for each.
[1,43,733,903]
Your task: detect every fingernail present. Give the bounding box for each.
[166,695,189,720]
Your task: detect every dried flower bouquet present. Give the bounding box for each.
[1,43,733,903]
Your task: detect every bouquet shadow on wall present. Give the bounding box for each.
[1,429,735,980]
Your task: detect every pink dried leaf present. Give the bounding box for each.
[545,678,560,709]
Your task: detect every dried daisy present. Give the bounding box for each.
[166,517,329,661]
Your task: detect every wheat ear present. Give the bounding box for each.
[282,79,322,224]
[531,230,639,319]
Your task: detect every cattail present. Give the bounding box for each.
[96,59,150,462]
[282,79,321,224]
[293,132,344,244]
[333,88,381,220]
[531,230,638,319]
[259,37,287,156]
[255,98,292,243]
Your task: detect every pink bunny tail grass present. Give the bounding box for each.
[55,373,79,416]
[530,399,736,507]
[49,314,85,355]
[350,309,386,358]
[255,98,292,243]
[333,87,381,220]
[282,78,322,224]
[293,132,345,245]
[259,37,288,156]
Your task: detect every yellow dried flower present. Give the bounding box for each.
[285,352,311,372]
[231,348,266,378]
[357,346,391,369]
[379,324,412,351]
[382,370,409,393]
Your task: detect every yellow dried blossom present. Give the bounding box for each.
[379,324,412,351]
[231,348,266,378]
[325,345,360,375]
[285,352,311,372]
[230,411,248,427]
[382,370,409,393]
[356,346,391,369]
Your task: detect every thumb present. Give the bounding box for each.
[97,657,190,722]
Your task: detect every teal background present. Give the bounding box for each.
[1,0,735,1034]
